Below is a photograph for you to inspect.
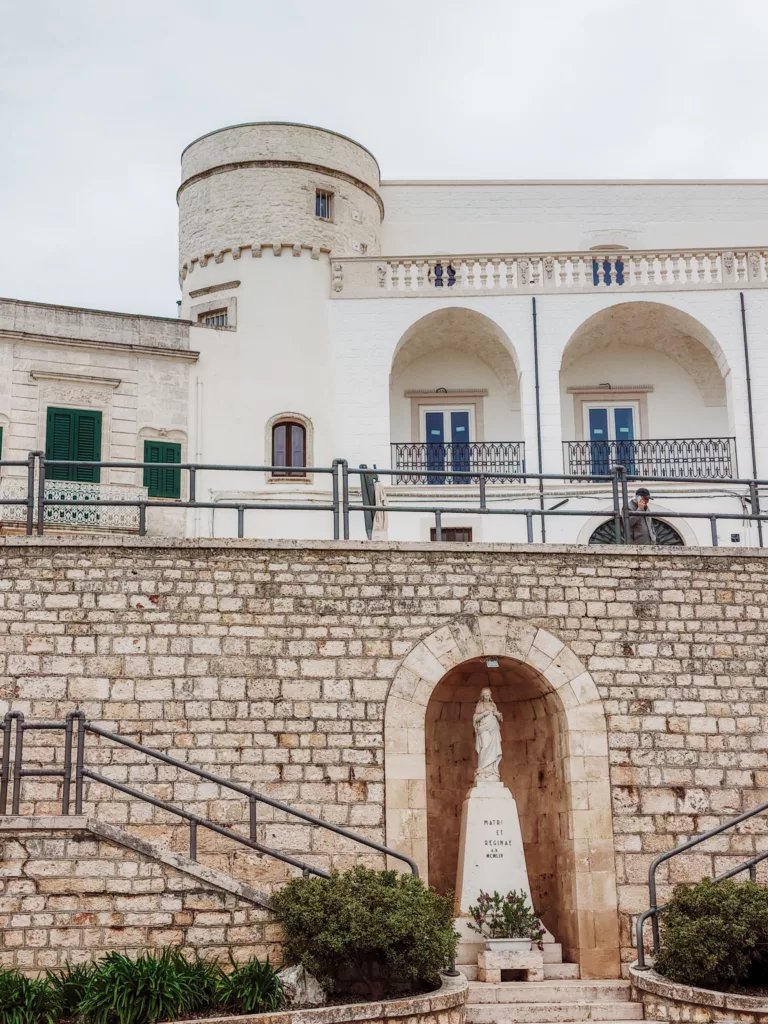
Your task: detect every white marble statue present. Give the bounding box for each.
[473,686,503,783]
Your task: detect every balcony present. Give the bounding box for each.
[391,441,525,484]
[563,438,736,480]
[330,248,768,298]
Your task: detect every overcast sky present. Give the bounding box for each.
[2,0,768,318]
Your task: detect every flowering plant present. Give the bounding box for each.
[467,889,545,944]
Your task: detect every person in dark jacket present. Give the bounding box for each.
[628,487,656,544]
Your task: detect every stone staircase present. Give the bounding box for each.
[458,945,645,1024]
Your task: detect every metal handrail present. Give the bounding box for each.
[1,711,419,880]
[3,451,768,546]
[635,797,768,969]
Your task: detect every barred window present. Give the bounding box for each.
[201,310,228,327]
[315,190,333,220]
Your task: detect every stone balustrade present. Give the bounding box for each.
[330,248,768,298]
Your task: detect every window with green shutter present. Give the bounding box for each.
[45,408,102,482]
[143,440,181,499]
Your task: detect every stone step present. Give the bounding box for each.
[466,1002,643,1023]
[543,963,580,980]
[543,944,564,964]
[468,980,632,1004]
[458,963,580,982]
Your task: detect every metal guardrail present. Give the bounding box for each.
[0,710,419,880]
[391,440,525,483]
[635,798,768,969]
[563,437,737,480]
[0,451,767,546]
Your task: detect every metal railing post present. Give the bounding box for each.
[434,510,443,541]
[74,713,86,815]
[526,511,534,543]
[611,466,622,543]
[749,480,763,547]
[11,715,25,813]
[750,863,757,881]
[249,795,257,841]
[479,475,487,511]
[189,820,197,860]
[61,713,75,815]
[237,506,245,538]
[331,460,340,540]
[618,466,630,542]
[341,460,350,540]
[36,455,46,536]
[188,467,196,503]
[138,503,147,537]
[26,451,37,535]
[0,712,14,813]
[710,516,719,546]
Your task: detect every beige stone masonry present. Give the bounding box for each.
[1,538,768,975]
[0,816,277,971]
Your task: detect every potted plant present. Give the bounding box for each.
[468,890,545,952]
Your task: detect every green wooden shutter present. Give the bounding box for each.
[143,441,181,498]
[73,410,101,482]
[45,408,101,482]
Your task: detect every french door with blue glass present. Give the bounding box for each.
[584,404,637,476]
[423,408,472,484]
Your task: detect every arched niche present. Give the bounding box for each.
[384,615,620,979]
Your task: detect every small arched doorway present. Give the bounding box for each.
[384,616,620,978]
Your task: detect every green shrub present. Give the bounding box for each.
[45,963,95,1019]
[215,955,283,1014]
[0,969,54,1024]
[0,952,282,1024]
[654,878,768,990]
[272,865,459,998]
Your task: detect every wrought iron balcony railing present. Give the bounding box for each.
[391,440,525,484]
[563,437,736,480]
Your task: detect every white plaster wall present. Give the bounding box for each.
[378,182,768,255]
[183,251,338,540]
[559,347,728,441]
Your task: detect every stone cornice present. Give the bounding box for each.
[177,158,385,217]
[2,329,200,362]
[30,370,122,388]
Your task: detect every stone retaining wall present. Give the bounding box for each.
[2,537,768,968]
[170,978,467,1024]
[0,817,278,972]
[630,966,768,1023]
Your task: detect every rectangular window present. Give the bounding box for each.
[315,190,333,220]
[45,407,102,482]
[143,441,182,499]
[201,310,228,327]
[430,527,473,542]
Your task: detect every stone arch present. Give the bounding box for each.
[389,308,523,448]
[384,615,620,979]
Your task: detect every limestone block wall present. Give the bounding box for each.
[1,538,768,971]
[0,818,278,972]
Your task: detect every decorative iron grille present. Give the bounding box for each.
[0,477,147,530]
[391,441,525,484]
[563,438,736,480]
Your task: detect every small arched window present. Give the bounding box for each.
[272,420,307,475]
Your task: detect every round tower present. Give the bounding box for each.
[178,123,382,538]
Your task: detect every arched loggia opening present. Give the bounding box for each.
[389,308,523,483]
[560,302,735,480]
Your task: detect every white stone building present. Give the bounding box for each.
[4,120,768,545]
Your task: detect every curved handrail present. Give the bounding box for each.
[635,798,768,969]
[2,711,419,880]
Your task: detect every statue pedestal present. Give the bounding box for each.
[454,780,532,916]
